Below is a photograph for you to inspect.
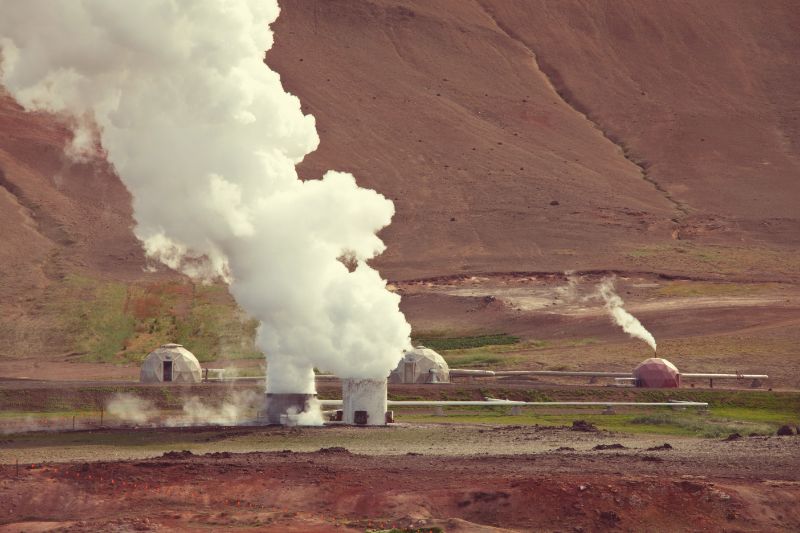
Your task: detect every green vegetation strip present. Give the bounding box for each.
[393,405,797,438]
[43,275,261,364]
[412,334,519,351]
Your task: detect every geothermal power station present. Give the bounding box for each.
[1,2,798,530]
[138,342,767,427]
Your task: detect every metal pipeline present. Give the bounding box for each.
[318,399,708,408]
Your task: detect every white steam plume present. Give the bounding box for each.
[106,393,156,425]
[166,390,261,427]
[285,398,325,427]
[597,278,657,352]
[0,1,411,394]
[105,391,261,427]
[554,270,580,302]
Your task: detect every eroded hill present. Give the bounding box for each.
[1,0,798,362]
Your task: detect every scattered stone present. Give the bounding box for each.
[776,425,795,436]
[571,420,598,432]
[550,200,560,206]
[640,455,663,463]
[599,510,621,525]
[205,452,232,459]
[554,446,576,452]
[317,446,350,454]
[646,443,673,451]
[470,491,510,503]
[406,452,422,456]
[593,443,626,450]
[678,480,705,493]
[723,433,742,441]
[162,450,193,459]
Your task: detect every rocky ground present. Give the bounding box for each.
[1,424,799,532]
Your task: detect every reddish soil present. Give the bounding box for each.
[2,442,799,532]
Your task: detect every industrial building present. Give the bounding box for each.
[389,345,450,384]
[140,343,202,384]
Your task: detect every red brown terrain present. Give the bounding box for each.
[1,0,799,364]
[2,428,800,532]
[2,2,800,531]
[0,0,798,361]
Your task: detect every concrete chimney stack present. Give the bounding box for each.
[342,378,388,425]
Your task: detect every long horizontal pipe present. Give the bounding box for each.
[482,370,769,380]
[490,370,632,378]
[449,369,496,376]
[317,399,707,407]
[205,371,767,383]
[682,373,769,379]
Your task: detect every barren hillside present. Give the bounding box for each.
[271,0,800,279]
[0,0,798,361]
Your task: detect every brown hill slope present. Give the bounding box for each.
[271,0,675,279]
[0,0,798,360]
[269,0,800,280]
[479,0,800,242]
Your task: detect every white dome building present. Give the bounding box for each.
[633,357,681,388]
[389,346,450,384]
[140,343,202,384]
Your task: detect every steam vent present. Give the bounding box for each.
[633,357,681,388]
[342,378,389,425]
[264,393,316,425]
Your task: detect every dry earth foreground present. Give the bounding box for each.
[1,424,800,532]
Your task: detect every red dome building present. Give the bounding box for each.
[633,358,681,388]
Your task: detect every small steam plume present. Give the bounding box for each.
[166,390,261,427]
[105,391,261,427]
[0,415,46,435]
[554,270,580,302]
[597,278,657,352]
[0,2,411,398]
[106,393,157,425]
[285,398,324,427]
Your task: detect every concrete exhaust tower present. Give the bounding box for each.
[264,393,316,425]
[342,378,388,425]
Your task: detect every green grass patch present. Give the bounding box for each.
[412,334,519,351]
[0,425,229,449]
[655,281,781,298]
[627,410,783,438]
[444,353,508,368]
[47,275,136,363]
[41,275,261,364]
[393,403,799,438]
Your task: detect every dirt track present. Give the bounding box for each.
[1,424,800,532]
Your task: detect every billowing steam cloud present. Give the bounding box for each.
[166,390,261,427]
[597,278,657,352]
[106,393,156,425]
[0,2,411,393]
[105,391,261,427]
